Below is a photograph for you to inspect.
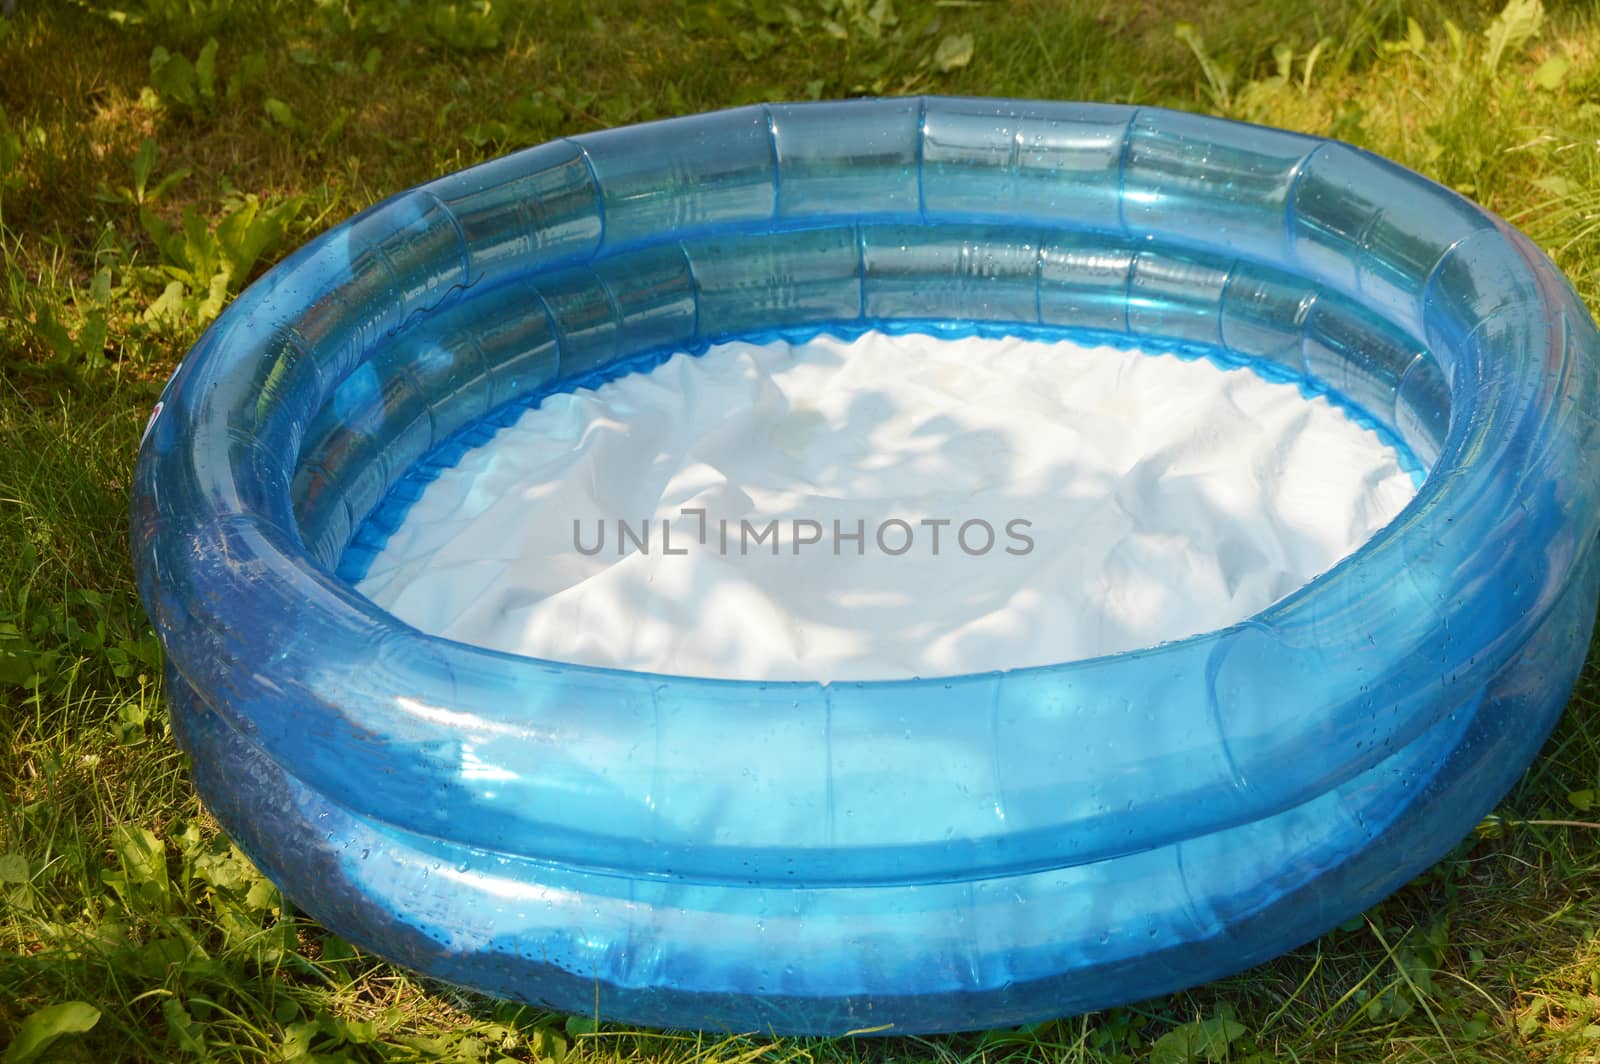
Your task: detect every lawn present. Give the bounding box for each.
[5,0,1600,1060]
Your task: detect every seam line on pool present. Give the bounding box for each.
[1283,142,1328,258]
[678,241,703,344]
[564,138,607,255]
[763,104,782,218]
[1418,230,1484,326]
[915,96,928,224]
[1115,107,1140,238]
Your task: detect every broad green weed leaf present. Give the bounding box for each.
[77,309,108,368]
[530,1026,568,1062]
[340,1017,379,1044]
[149,45,197,110]
[263,97,297,129]
[28,302,75,363]
[244,874,281,914]
[131,137,158,202]
[181,204,220,280]
[1484,0,1544,73]
[198,269,230,323]
[194,842,253,894]
[321,934,359,964]
[161,999,206,1056]
[1444,19,1467,64]
[89,266,112,307]
[195,38,219,102]
[1382,16,1427,56]
[139,206,183,267]
[933,33,973,73]
[213,196,261,277]
[1272,41,1294,82]
[216,195,305,284]
[1534,53,1569,90]
[3,1001,100,1064]
[281,1020,318,1059]
[105,823,171,913]
[115,699,148,746]
[1150,1012,1247,1064]
[146,164,192,203]
[144,280,188,328]
[0,852,27,884]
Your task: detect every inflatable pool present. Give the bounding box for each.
[130,98,1600,1035]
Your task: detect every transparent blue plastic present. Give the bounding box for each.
[131,99,1600,1035]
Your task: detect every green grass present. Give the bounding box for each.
[5,0,1600,1059]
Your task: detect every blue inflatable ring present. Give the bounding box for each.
[132,98,1600,1035]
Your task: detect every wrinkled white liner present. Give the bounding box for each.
[356,332,1417,682]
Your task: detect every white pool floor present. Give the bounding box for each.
[354,331,1418,682]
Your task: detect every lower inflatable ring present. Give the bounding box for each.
[131,98,1600,1035]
